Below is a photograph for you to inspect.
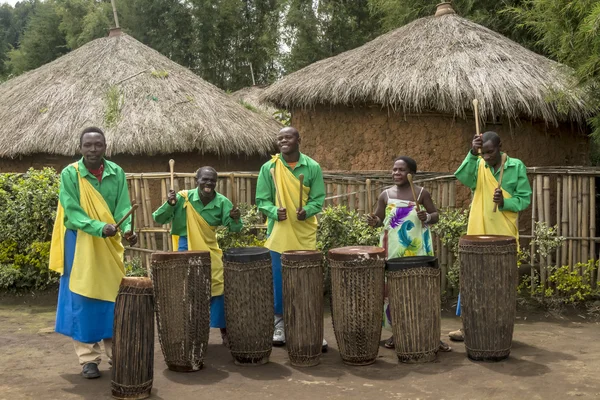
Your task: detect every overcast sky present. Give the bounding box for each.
[1,0,20,6]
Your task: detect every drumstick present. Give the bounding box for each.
[298,174,304,211]
[407,174,421,211]
[270,168,283,208]
[116,204,139,229]
[493,153,508,213]
[169,159,175,191]
[229,173,236,208]
[366,178,372,213]
[473,99,482,155]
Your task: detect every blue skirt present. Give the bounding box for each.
[55,230,114,343]
[178,236,226,328]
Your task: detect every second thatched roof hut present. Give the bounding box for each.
[261,3,592,172]
[0,29,281,174]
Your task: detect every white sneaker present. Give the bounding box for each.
[273,316,285,346]
[322,339,328,353]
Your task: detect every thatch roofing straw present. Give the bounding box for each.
[231,86,278,116]
[0,32,281,158]
[261,11,592,125]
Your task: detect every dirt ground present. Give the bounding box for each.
[1,294,599,400]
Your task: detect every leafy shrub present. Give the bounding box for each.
[216,204,267,251]
[0,168,60,291]
[125,257,147,277]
[430,208,469,290]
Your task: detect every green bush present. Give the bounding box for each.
[430,208,469,291]
[125,257,147,277]
[216,204,267,251]
[0,168,60,291]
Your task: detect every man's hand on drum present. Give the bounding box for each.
[230,207,241,220]
[493,188,504,208]
[123,231,138,246]
[277,207,287,221]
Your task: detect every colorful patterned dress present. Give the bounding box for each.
[381,188,434,330]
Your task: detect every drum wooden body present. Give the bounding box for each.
[459,235,517,361]
[281,250,324,367]
[111,277,154,400]
[328,246,385,366]
[151,251,211,372]
[224,247,273,366]
[386,256,441,363]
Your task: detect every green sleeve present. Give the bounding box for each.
[112,170,133,233]
[255,163,278,220]
[304,164,325,218]
[220,198,243,233]
[152,195,183,224]
[59,167,105,237]
[500,163,532,213]
[454,152,479,191]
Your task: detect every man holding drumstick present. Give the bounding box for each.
[49,127,137,379]
[449,131,531,341]
[255,126,328,351]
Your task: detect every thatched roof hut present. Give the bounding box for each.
[231,86,278,116]
[0,29,281,174]
[261,2,592,172]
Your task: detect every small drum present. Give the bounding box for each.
[151,251,212,372]
[328,246,385,366]
[281,250,324,367]
[386,256,441,363]
[111,277,154,400]
[223,247,273,366]
[459,235,517,361]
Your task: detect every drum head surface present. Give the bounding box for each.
[281,250,322,262]
[224,246,271,262]
[328,246,385,261]
[386,256,438,271]
[459,235,516,246]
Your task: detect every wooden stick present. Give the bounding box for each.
[169,159,175,191]
[407,174,420,211]
[298,174,304,211]
[473,99,482,155]
[229,173,236,208]
[493,153,508,212]
[116,204,138,229]
[270,168,283,208]
[366,178,372,213]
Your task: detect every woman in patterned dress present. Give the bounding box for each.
[367,156,451,351]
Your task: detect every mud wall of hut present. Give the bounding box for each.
[0,152,268,174]
[291,107,590,172]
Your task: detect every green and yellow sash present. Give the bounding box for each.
[172,191,224,297]
[49,163,125,302]
[264,155,318,253]
[467,158,518,239]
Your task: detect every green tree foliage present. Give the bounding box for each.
[54,0,112,49]
[7,1,67,74]
[508,0,600,140]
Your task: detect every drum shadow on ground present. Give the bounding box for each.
[219,358,293,381]
[285,347,346,378]
[511,340,577,361]
[161,365,229,386]
[60,373,166,400]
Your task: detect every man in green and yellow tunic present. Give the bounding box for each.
[50,127,137,379]
[449,131,532,341]
[255,127,327,349]
[152,166,242,346]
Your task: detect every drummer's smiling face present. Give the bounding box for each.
[392,160,411,186]
[196,169,217,198]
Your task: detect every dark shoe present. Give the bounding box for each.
[384,336,395,349]
[322,339,328,353]
[108,359,113,366]
[82,363,101,379]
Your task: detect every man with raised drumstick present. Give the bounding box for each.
[255,126,328,351]
[448,131,531,342]
[49,127,138,379]
[152,166,242,347]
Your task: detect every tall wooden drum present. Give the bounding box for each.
[386,256,441,363]
[151,251,212,372]
[111,277,154,400]
[328,246,385,366]
[223,247,273,366]
[281,250,324,367]
[459,235,517,361]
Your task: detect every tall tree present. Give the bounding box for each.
[54,0,112,50]
[7,1,67,75]
[282,0,325,73]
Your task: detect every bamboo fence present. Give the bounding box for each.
[124,167,599,291]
